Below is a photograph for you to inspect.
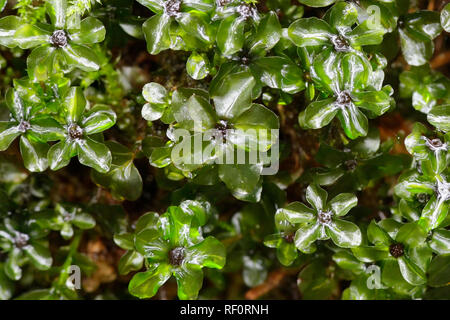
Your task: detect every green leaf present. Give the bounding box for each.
[367,220,392,246]
[310,48,338,94]
[211,71,255,120]
[14,24,50,49]
[332,250,365,273]
[276,202,315,224]
[347,20,385,47]
[48,140,76,171]
[186,52,210,80]
[381,259,415,291]
[72,211,96,230]
[216,15,245,56]
[306,183,327,211]
[429,229,450,255]
[128,264,172,299]
[174,265,203,300]
[27,46,58,81]
[394,171,435,200]
[135,230,168,259]
[294,223,320,253]
[60,223,73,239]
[419,195,449,231]
[5,247,22,280]
[69,17,106,44]
[428,105,450,132]
[276,241,298,267]
[177,11,213,44]
[28,116,65,141]
[298,260,338,299]
[150,145,172,168]
[243,254,268,287]
[406,11,442,40]
[299,98,339,129]
[171,87,209,126]
[326,219,362,248]
[218,164,262,202]
[337,53,371,91]
[118,251,144,275]
[142,103,165,121]
[77,138,112,173]
[250,56,305,94]
[395,222,427,247]
[442,3,450,33]
[232,103,279,151]
[326,1,358,29]
[328,193,357,217]
[182,94,217,131]
[15,289,58,300]
[46,0,67,29]
[352,89,392,116]
[297,0,336,8]
[358,0,398,33]
[23,241,52,270]
[179,200,208,226]
[135,212,159,233]
[19,136,49,172]
[62,44,101,71]
[113,232,135,250]
[399,28,434,67]
[187,237,226,269]
[337,104,369,139]
[136,0,164,14]
[0,264,14,300]
[0,123,20,151]
[5,87,25,120]
[64,87,87,123]
[288,17,332,47]
[81,105,116,135]
[378,218,403,239]
[428,255,450,287]
[143,82,167,105]
[91,142,143,201]
[182,0,214,12]
[348,126,380,157]
[398,256,427,285]
[398,199,421,222]
[351,246,390,262]
[248,11,281,55]
[0,16,22,48]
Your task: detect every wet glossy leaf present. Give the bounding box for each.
[91,142,142,201]
[288,17,332,47]
[442,3,450,32]
[128,265,172,299]
[299,98,338,129]
[0,16,22,47]
[326,219,362,248]
[19,136,49,172]
[186,52,210,80]
[142,14,172,55]
[216,15,245,56]
[428,255,450,287]
[69,17,106,44]
[77,138,112,173]
[328,193,357,217]
[211,71,255,120]
[218,164,262,202]
[428,105,450,132]
[297,0,336,8]
[248,11,281,55]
